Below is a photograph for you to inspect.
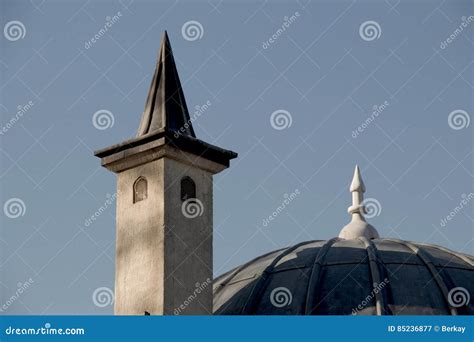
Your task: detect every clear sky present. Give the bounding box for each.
[1,0,472,314]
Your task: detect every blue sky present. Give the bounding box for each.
[1,0,473,314]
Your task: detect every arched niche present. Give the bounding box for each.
[133,176,148,203]
[180,176,196,201]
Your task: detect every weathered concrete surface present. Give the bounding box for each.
[163,158,213,315]
[114,154,215,315]
[115,158,165,315]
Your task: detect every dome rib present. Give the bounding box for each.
[241,240,317,314]
[304,237,340,315]
[213,248,286,298]
[415,243,474,268]
[386,239,457,315]
[360,237,391,315]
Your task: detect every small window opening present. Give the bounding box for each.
[133,177,148,203]
[181,176,196,201]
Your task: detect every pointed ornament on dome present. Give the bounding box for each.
[339,165,380,240]
[349,164,365,193]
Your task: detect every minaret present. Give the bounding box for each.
[338,165,379,240]
[94,32,237,315]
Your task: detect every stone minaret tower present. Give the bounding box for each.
[94,32,237,315]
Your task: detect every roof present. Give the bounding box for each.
[213,238,474,315]
[137,31,195,137]
[94,32,237,167]
[94,127,237,167]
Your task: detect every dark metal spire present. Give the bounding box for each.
[137,31,196,137]
[95,31,237,168]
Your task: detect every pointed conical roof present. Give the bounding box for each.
[137,31,195,137]
[94,32,237,169]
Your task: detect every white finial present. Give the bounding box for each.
[339,165,379,240]
[350,165,365,192]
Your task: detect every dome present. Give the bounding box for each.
[213,238,474,315]
[213,166,474,315]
